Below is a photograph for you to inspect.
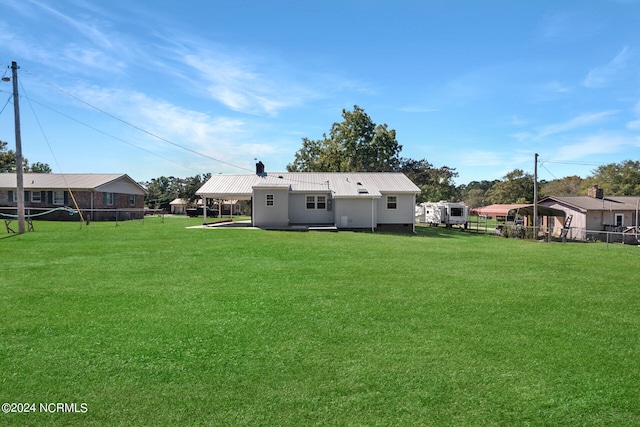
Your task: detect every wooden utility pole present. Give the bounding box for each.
[533,153,538,238]
[11,61,25,234]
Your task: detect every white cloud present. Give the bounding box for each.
[536,110,618,139]
[460,150,504,167]
[181,51,309,116]
[583,46,631,88]
[556,133,636,160]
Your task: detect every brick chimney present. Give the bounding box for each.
[588,185,604,199]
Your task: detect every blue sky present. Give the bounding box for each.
[1,0,639,185]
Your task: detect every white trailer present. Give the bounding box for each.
[416,201,468,228]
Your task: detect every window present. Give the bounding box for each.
[387,196,397,210]
[266,194,274,206]
[306,196,315,209]
[105,193,115,206]
[53,191,65,205]
[128,194,136,206]
[306,195,327,210]
[615,214,624,227]
[8,190,14,202]
[317,196,326,209]
[31,191,42,203]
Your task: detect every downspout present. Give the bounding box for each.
[371,197,375,232]
[412,193,416,233]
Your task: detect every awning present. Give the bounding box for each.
[508,205,566,217]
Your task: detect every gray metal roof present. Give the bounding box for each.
[196,172,420,199]
[539,196,640,212]
[0,173,146,193]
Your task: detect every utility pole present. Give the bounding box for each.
[533,153,538,238]
[11,61,25,234]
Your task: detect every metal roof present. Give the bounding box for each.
[196,172,420,199]
[539,196,640,212]
[0,173,146,193]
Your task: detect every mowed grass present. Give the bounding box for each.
[1,217,639,426]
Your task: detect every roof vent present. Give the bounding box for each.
[358,188,369,194]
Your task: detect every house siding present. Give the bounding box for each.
[539,197,639,242]
[376,194,415,225]
[252,187,289,227]
[334,197,377,229]
[288,192,333,225]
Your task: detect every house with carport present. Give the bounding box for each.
[196,170,420,231]
[538,185,640,241]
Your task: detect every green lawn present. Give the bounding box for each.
[1,217,639,426]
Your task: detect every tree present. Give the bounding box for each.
[1,140,51,173]
[143,174,212,210]
[484,169,534,204]
[287,105,402,172]
[583,160,640,196]
[28,162,52,173]
[457,180,496,208]
[540,175,583,197]
[400,158,458,203]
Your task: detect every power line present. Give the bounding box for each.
[24,96,203,174]
[22,68,254,173]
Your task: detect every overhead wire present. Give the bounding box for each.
[25,96,202,174]
[22,68,255,173]
[19,78,86,225]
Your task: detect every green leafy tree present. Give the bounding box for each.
[180,173,212,203]
[287,105,402,172]
[400,158,458,203]
[143,174,212,210]
[484,169,534,204]
[1,140,51,173]
[27,162,52,173]
[457,180,496,208]
[540,175,583,197]
[582,160,640,196]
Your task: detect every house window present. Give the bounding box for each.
[387,196,397,210]
[31,191,42,203]
[8,190,13,202]
[128,194,136,206]
[306,195,327,210]
[266,194,274,206]
[53,191,65,205]
[105,193,115,206]
[615,214,624,227]
[317,196,326,209]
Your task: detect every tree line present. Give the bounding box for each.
[4,106,640,209]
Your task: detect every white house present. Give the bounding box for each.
[196,170,420,231]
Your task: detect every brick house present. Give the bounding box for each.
[0,173,146,221]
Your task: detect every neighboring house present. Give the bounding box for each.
[0,173,146,221]
[539,185,640,241]
[196,169,420,231]
[470,204,530,222]
[170,198,188,214]
[214,199,241,216]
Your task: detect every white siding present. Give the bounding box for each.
[252,188,289,227]
[334,198,376,229]
[288,193,333,224]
